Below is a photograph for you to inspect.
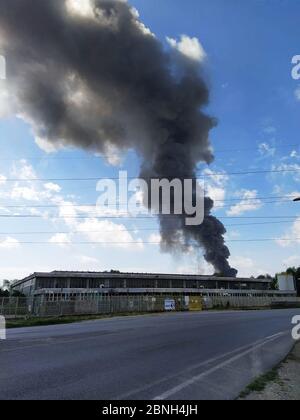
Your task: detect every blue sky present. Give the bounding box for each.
[0,0,300,280]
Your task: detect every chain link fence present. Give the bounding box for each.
[0,296,187,318]
[0,294,300,318]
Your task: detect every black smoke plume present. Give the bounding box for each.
[0,0,237,276]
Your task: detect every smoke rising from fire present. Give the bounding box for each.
[0,0,237,276]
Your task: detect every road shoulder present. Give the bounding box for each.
[239,342,300,400]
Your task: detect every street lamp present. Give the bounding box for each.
[293,198,300,202]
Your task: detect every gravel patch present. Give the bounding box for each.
[241,342,300,400]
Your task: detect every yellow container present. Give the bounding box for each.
[189,296,203,311]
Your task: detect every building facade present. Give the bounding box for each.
[11,271,296,302]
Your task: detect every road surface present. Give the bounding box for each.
[0,309,298,400]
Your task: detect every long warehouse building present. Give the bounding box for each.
[11,271,296,301]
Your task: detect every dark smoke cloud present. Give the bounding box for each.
[0,0,237,276]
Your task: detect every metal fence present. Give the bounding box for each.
[0,296,187,318]
[33,296,188,317]
[0,297,31,318]
[1,294,300,318]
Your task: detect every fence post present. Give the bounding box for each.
[15,297,19,318]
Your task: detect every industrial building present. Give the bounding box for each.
[11,271,297,302]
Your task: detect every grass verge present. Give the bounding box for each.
[239,368,280,399]
[6,312,161,329]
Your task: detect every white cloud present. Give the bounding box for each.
[283,255,300,268]
[0,81,15,118]
[76,219,144,250]
[0,175,6,185]
[100,143,124,167]
[66,0,95,19]
[203,168,229,209]
[229,256,254,275]
[225,230,241,240]
[131,8,154,37]
[0,237,20,250]
[295,86,300,101]
[44,183,62,193]
[11,159,36,180]
[207,186,226,208]
[272,162,300,182]
[166,35,206,62]
[227,190,263,216]
[35,136,63,153]
[290,150,300,159]
[10,186,39,201]
[259,142,276,157]
[49,233,72,248]
[79,255,100,266]
[1,160,62,206]
[0,206,10,214]
[229,256,268,278]
[55,199,78,228]
[203,168,229,187]
[149,233,161,244]
[276,217,300,247]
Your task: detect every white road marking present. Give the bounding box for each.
[153,332,287,400]
[116,331,286,400]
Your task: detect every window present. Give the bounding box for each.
[126,279,150,288]
[171,280,185,288]
[157,280,170,288]
[70,278,88,288]
[109,279,125,288]
[89,279,106,289]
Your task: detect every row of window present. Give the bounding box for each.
[35,278,269,291]
[41,291,296,302]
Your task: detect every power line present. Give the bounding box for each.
[212,144,299,153]
[215,195,300,202]
[0,196,297,208]
[0,214,298,220]
[0,200,291,217]
[0,220,295,236]
[0,144,297,161]
[0,201,293,214]
[0,238,299,245]
[0,167,300,182]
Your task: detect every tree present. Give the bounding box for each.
[257,274,273,280]
[2,280,11,291]
[11,290,25,297]
[0,288,9,297]
[0,280,25,298]
[270,277,279,291]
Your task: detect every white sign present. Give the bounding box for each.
[0,316,6,340]
[164,299,176,311]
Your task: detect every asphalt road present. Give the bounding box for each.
[0,309,299,400]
